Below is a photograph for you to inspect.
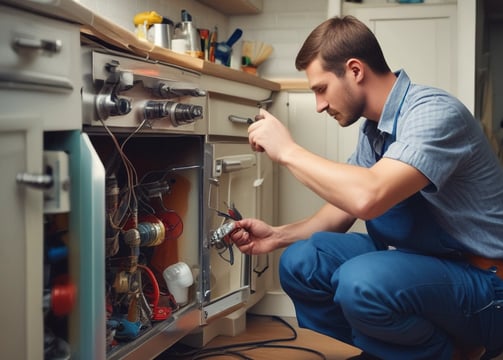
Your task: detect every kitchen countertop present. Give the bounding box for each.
[2,0,280,92]
[272,79,310,91]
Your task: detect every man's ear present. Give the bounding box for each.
[346,58,364,83]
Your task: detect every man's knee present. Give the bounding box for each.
[279,232,345,295]
[279,239,311,293]
[335,254,390,324]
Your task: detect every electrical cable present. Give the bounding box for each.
[162,315,327,360]
[191,350,252,360]
[100,118,143,230]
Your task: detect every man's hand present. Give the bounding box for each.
[229,218,279,255]
[248,109,298,164]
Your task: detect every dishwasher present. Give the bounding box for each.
[79,46,275,358]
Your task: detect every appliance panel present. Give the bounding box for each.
[80,44,214,358]
[81,50,206,134]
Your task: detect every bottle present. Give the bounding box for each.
[173,10,203,59]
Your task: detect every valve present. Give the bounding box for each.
[96,94,132,120]
[143,101,203,126]
[95,60,133,120]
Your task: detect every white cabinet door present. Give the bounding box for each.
[251,90,364,318]
[343,3,458,95]
[0,113,44,360]
[277,91,335,225]
[277,91,365,232]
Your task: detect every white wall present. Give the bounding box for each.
[457,0,476,113]
[76,0,333,80]
[229,0,329,79]
[76,0,229,39]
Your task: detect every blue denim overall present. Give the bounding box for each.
[278,88,503,359]
[365,96,462,259]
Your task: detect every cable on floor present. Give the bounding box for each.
[191,350,253,359]
[160,314,327,360]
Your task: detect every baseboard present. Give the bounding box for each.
[248,289,296,317]
[180,307,248,348]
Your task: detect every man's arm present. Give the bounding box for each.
[273,202,357,248]
[281,147,429,220]
[248,109,429,221]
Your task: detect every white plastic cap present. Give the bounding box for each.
[163,262,194,306]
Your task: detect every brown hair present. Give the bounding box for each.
[295,16,390,77]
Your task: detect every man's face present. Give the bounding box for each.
[305,58,364,127]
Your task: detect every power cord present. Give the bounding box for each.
[160,314,327,360]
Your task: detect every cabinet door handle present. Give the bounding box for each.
[16,173,53,190]
[12,37,62,54]
[228,115,253,125]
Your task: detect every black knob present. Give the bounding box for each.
[115,98,132,115]
[171,103,203,126]
[144,101,203,127]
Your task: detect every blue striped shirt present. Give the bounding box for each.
[349,70,503,258]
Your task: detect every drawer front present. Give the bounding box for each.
[207,94,259,137]
[0,5,81,92]
[0,5,82,130]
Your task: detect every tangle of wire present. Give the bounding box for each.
[100,118,145,230]
[165,315,327,360]
[136,165,201,215]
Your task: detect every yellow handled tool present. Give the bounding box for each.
[133,11,163,40]
[133,11,163,26]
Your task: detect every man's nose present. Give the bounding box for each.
[316,97,328,113]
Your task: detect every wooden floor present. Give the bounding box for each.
[160,315,503,360]
[162,314,362,360]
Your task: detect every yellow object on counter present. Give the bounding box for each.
[133,11,163,40]
[133,11,163,26]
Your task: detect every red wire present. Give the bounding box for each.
[137,264,159,307]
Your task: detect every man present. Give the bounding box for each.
[229,16,503,360]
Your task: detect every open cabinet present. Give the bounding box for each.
[84,131,205,360]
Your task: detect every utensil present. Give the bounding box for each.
[242,40,273,66]
[214,28,243,66]
[148,18,174,49]
[173,9,203,58]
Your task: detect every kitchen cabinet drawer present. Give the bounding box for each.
[207,93,260,137]
[202,74,273,138]
[0,5,81,96]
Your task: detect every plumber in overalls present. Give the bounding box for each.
[230,15,503,360]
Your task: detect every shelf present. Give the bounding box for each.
[196,0,263,15]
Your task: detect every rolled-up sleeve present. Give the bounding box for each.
[383,92,473,192]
